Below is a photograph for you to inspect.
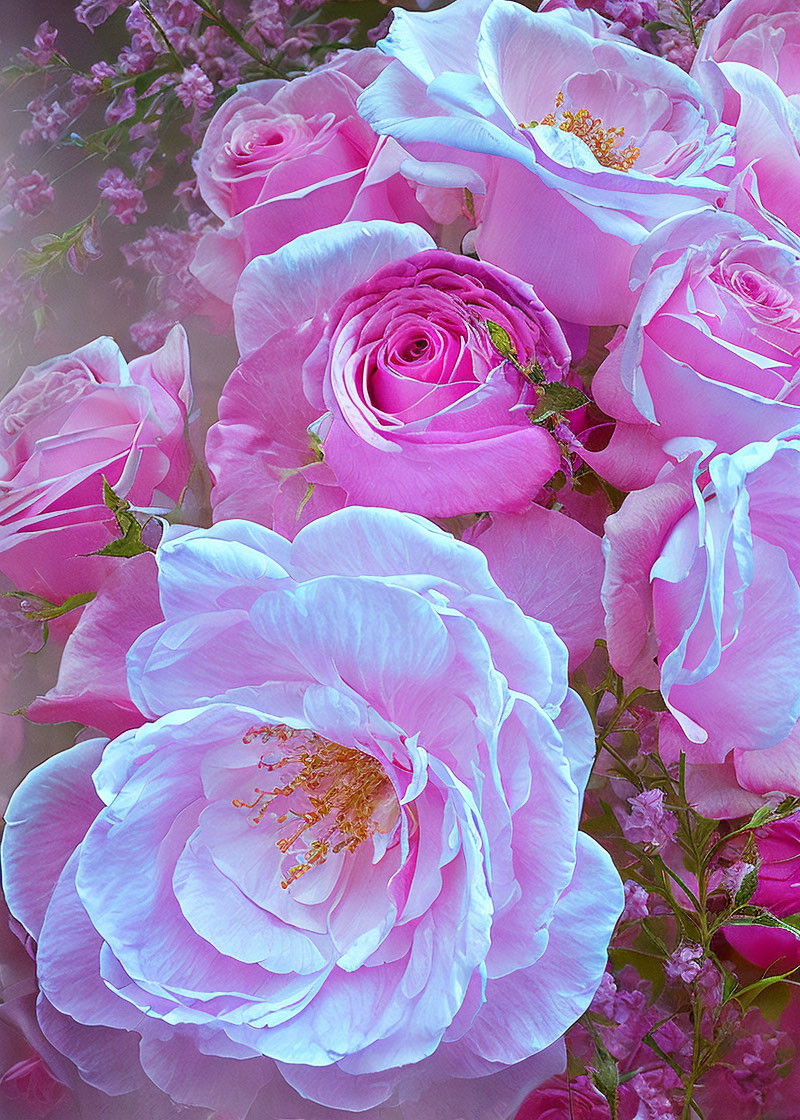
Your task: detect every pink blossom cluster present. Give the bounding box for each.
[2,0,800,1119]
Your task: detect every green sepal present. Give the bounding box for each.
[533,381,590,421]
[91,476,154,557]
[2,589,96,621]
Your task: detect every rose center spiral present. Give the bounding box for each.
[233,723,398,889]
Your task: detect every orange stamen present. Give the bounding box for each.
[520,90,641,172]
[233,724,397,889]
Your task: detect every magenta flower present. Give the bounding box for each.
[97,167,147,224]
[208,220,569,533]
[2,509,622,1120]
[623,789,678,849]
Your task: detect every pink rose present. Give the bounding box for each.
[695,0,800,103]
[588,207,800,491]
[1,510,622,1120]
[693,1,800,244]
[516,1074,636,1119]
[724,817,800,972]
[359,0,734,326]
[0,327,192,609]
[602,440,800,819]
[191,51,430,303]
[0,1057,66,1116]
[208,220,568,534]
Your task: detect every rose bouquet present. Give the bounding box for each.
[2,1,800,1118]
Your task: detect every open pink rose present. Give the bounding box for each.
[602,440,800,818]
[0,327,192,609]
[588,207,800,491]
[192,51,430,303]
[208,220,568,534]
[359,0,734,326]
[724,817,800,972]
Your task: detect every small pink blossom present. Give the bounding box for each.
[10,171,54,218]
[104,86,137,124]
[665,944,704,985]
[622,879,650,922]
[721,860,756,898]
[630,1067,679,1120]
[624,789,678,849]
[176,63,215,111]
[20,22,59,67]
[74,0,127,30]
[97,168,146,225]
[590,970,617,1018]
[21,98,69,144]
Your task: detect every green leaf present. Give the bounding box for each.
[735,867,760,907]
[485,320,521,367]
[91,476,153,558]
[774,796,800,820]
[728,968,800,1011]
[640,921,671,956]
[722,969,739,1004]
[2,589,96,621]
[590,1039,620,1116]
[642,1032,685,1080]
[724,905,800,940]
[533,381,590,421]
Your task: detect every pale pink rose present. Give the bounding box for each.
[0,328,192,609]
[191,51,431,304]
[1,511,623,1120]
[723,816,800,971]
[208,221,569,534]
[588,207,800,491]
[602,440,800,818]
[360,0,734,326]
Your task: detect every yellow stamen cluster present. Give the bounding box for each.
[233,724,395,889]
[520,91,641,172]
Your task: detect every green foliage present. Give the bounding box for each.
[532,380,590,421]
[577,645,800,1119]
[91,476,155,557]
